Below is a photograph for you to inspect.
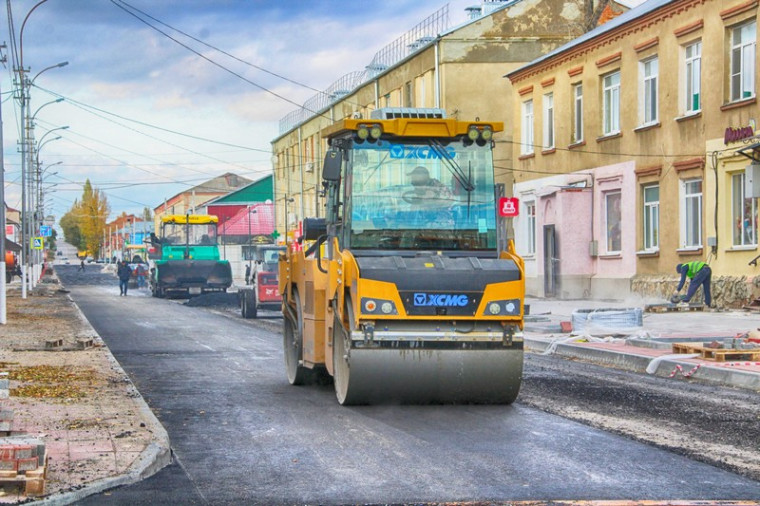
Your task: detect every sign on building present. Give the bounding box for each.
[498,197,519,217]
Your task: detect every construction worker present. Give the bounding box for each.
[673,261,713,307]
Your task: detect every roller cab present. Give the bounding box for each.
[280,108,525,405]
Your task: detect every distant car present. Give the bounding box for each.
[56,251,62,256]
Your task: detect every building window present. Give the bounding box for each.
[643,184,659,251]
[684,41,701,113]
[404,81,413,107]
[730,21,756,102]
[542,92,554,149]
[525,201,536,255]
[602,71,621,135]
[572,83,583,143]
[640,57,658,125]
[732,173,757,246]
[521,99,534,155]
[681,179,703,247]
[605,191,622,253]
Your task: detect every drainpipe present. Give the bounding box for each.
[711,151,719,259]
[434,40,441,109]
[374,79,379,109]
[298,127,305,223]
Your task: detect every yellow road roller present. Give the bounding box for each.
[279,108,525,405]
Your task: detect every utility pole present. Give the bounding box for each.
[0,46,7,324]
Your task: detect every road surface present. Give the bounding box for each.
[55,265,760,505]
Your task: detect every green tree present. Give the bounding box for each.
[60,200,83,248]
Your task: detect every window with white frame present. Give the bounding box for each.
[602,71,621,135]
[543,92,554,149]
[684,41,701,113]
[732,173,757,246]
[521,99,534,155]
[643,184,659,251]
[730,21,756,102]
[572,83,583,143]
[605,191,622,253]
[525,201,536,255]
[640,57,658,125]
[681,178,703,247]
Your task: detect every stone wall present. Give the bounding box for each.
[631,274,757,308]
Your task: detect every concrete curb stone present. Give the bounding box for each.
[525,336,760,391]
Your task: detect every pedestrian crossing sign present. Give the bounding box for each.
[31,237,44,250]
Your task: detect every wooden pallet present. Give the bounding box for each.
[0,452,47,497]
[672,342,760,362]
[645,303,704,313]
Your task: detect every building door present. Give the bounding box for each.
[543,225,558,297]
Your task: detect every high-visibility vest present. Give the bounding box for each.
[685,261,706,278]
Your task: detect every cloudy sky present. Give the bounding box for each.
[1,0,475,222]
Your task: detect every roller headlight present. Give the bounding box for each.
[482,298,522,316]
[370,124,383,139]
[356,125,370,140]
[467,126,480,141]
[481,126,493,141]
[360,297,398,315]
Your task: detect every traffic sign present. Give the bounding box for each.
[498,197,519,217]
[40,225,52,237]
[31,237,44,250]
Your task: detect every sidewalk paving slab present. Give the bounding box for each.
[0,272,170,504]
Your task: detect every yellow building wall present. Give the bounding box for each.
[271,0,591,236]
[506,0,760,304]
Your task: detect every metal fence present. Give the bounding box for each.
[278,5,450,134]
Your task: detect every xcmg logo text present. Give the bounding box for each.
[413,293,469,307]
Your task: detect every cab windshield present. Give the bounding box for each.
[345,138,497,251]
[162,222,218,246]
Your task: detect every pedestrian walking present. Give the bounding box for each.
[117,260,132,296]
[79,259,85,271]
[672,261,713,307]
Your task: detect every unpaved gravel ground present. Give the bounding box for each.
[520,353,760,483]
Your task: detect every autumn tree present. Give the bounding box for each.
[78,180,110,257]
[59,180,109,257]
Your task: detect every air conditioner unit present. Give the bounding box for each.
[305,162,314,173]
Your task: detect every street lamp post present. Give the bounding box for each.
[17,0,65,296]
[29,128,66,286]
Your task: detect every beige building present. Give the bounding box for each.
[271,0,619,237]
[506,0,760,304]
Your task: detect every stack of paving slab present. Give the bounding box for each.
[0,436,48,496]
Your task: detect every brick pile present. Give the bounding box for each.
[0,436,48,496]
